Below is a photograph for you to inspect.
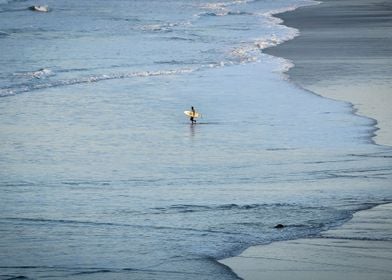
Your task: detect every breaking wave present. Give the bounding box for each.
[0,68,195,97]
[13,68,54,79]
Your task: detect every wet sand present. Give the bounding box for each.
[220,203,392,280]
[265,0,392,146]
[219,1,392,279]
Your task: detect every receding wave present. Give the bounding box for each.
[197,0,254,17]
[198,11,229,17]
[137,21,191,33]
[71,269,113,275]
[227,32,299,65]
[261,1,320,25]
[0,30,10,36]
[198,10,252,17]
[167,36,195,42]
[0,68,195,97]
[0,265,213,277]
[152,203,312,214]
[0,217,246,236]
[13,68,54,79]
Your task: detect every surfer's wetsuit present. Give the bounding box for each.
[190,107,196,124]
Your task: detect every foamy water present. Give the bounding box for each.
[0,0,391,279]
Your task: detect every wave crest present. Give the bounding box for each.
[0,68,195,97]
[13,68,54,79]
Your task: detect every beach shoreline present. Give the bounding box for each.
[219,203,392,280]
[219,0,392,278]
[265,0,392,147]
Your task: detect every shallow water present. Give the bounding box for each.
[1,0,392,279]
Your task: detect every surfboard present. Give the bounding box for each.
[184,111,201,118]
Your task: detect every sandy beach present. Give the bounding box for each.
[265,0,392,146]
[220,203,392,280]
[220,0,392,279]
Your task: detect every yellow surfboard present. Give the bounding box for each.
[184,111,201,118]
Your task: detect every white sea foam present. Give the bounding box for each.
[30,68,53,79]
[229,45,260,63]
[261,0,321,25]
[227,33,296,65]
[255,30,299,50]
[1,68,195,97]
[201,0,253,9]
[198,0,253,17]
[12,68,54,79]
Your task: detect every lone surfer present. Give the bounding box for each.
[190,106,196,124]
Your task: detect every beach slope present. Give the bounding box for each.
[220,203,392,280]
[219,1,392,279]
[265,0,392,146]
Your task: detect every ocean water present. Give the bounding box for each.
[0,0,391,279]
